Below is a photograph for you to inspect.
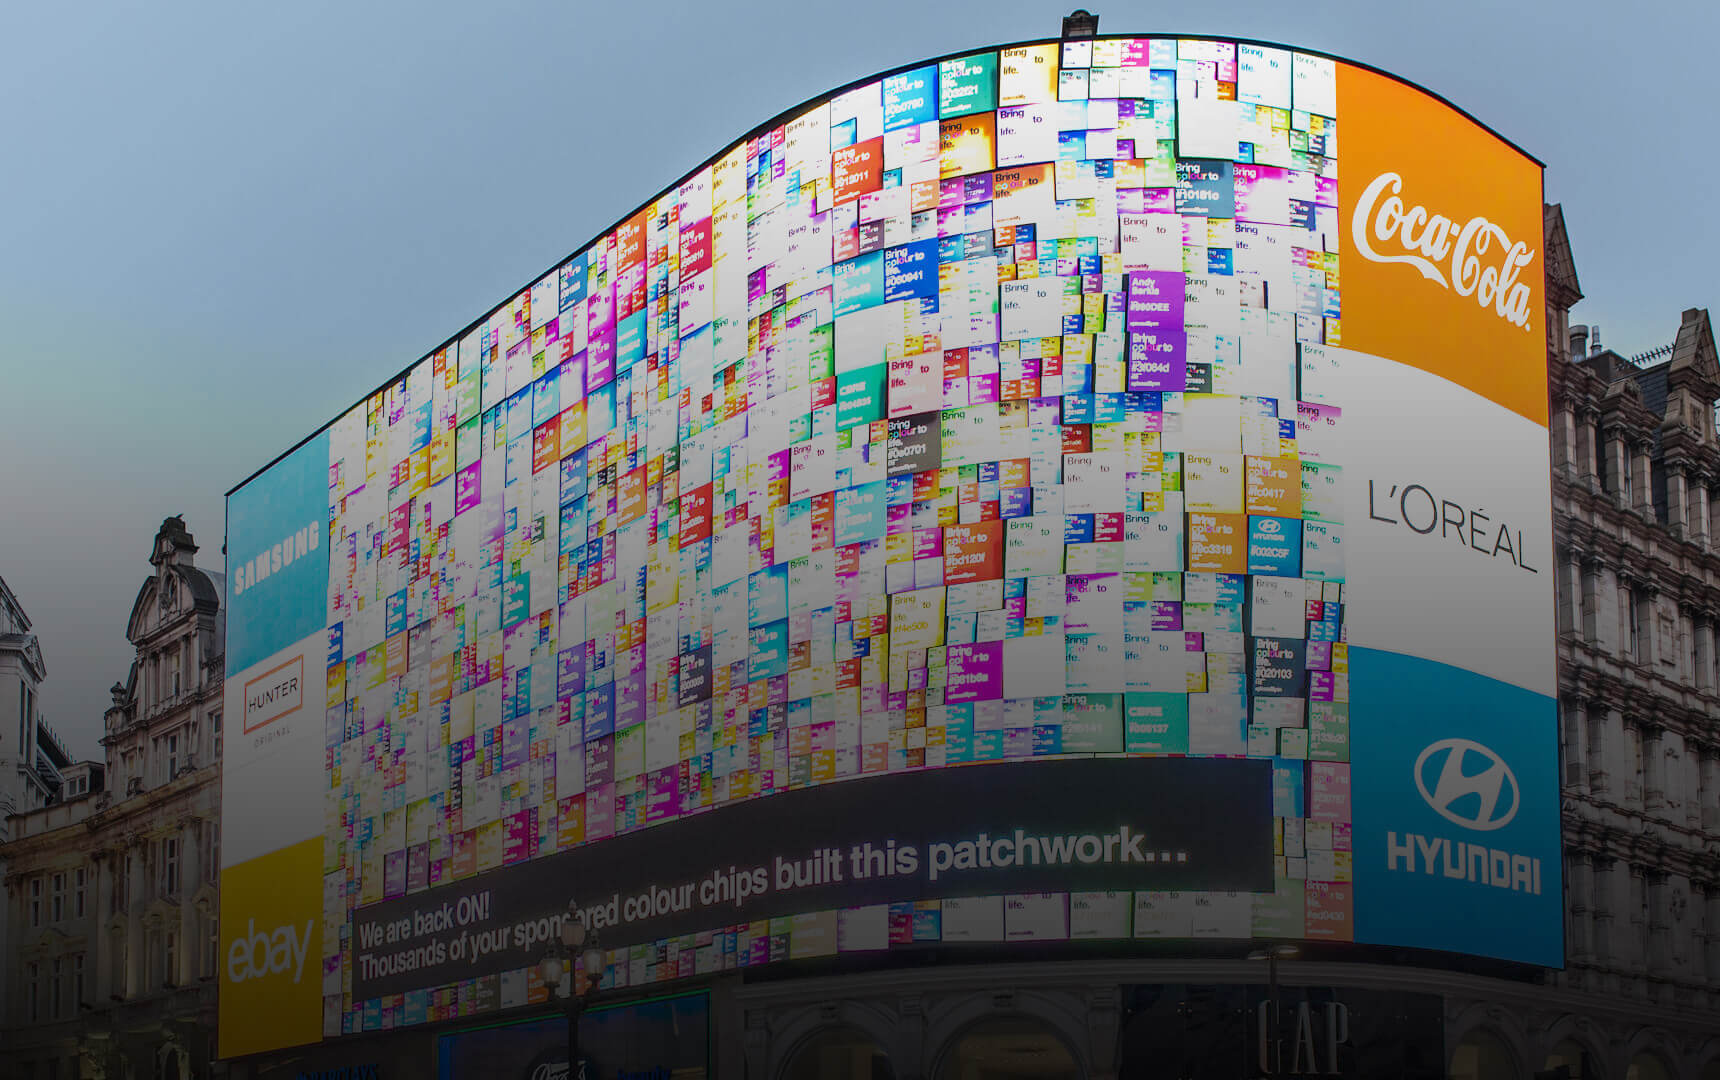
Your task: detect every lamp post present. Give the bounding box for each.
[1246,943,1299,1076]
[537,900,606,1080]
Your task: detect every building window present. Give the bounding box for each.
[1633,872,1650,959]
[72,953,85,1011]
[111,931,127,998]
[158,835,180,897]
[29,877,42,928]
[163,930,178,988]
[50,873,65,923]
[1634,732,1646,806]
[74,867,86,919]
[1657,612,1679,671]
[1629,589,1645,664]
[155,731,181,784]
[50,956,63,1019]
[934,1017,1079,1080]
[203,913,219,979]
[783,1027,897,1080]
[115,852,132,913]
[1451,1028,1520,1080]
[26,961,40,1022]
[204,822,220,884]
[169,647,182,698]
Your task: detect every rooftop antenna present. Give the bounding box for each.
[1062,9,1099,38]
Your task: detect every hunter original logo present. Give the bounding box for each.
[1413,738,1520,832]
[243,654,304,735]
[1351,171,1536,332]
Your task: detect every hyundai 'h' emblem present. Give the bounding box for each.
[1413,738,1519,831]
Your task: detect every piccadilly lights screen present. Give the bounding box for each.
[219,35,1557,1058]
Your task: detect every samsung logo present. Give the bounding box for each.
[232,519,322,596]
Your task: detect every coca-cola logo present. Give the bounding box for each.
[1351,171,1536,331]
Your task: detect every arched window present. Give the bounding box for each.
[155,1043,185,1080]
[780,1026,894,1080]
[1541,1039,1596,1078]
[1626,1051,1672,1080]
[934,1016,1082,1080]
[1449,1028,1518,1080]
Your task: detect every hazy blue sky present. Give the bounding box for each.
[2,0,1714,754]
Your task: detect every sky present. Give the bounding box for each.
[1,0,1715,755]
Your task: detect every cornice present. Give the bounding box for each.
[0,766,221,867]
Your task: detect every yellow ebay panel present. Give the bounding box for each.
[219,836,324,1060]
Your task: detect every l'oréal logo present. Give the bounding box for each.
[1351,171,1536,332]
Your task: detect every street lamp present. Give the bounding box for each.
[1246,943,1300,1076]
[537,900,605,1080]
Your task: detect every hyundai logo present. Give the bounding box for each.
[1257,518,1282,533]
[1413,738,1519,831]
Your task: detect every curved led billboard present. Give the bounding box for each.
[220,34,1555,1059]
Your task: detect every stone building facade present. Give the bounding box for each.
[0,519,226,1080]
[0,575,74,827]
[1510,204,1720,1079]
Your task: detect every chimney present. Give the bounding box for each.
[1062,9,1099,37]
[1590,325,1603,355]
[1569,325,1588,361]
